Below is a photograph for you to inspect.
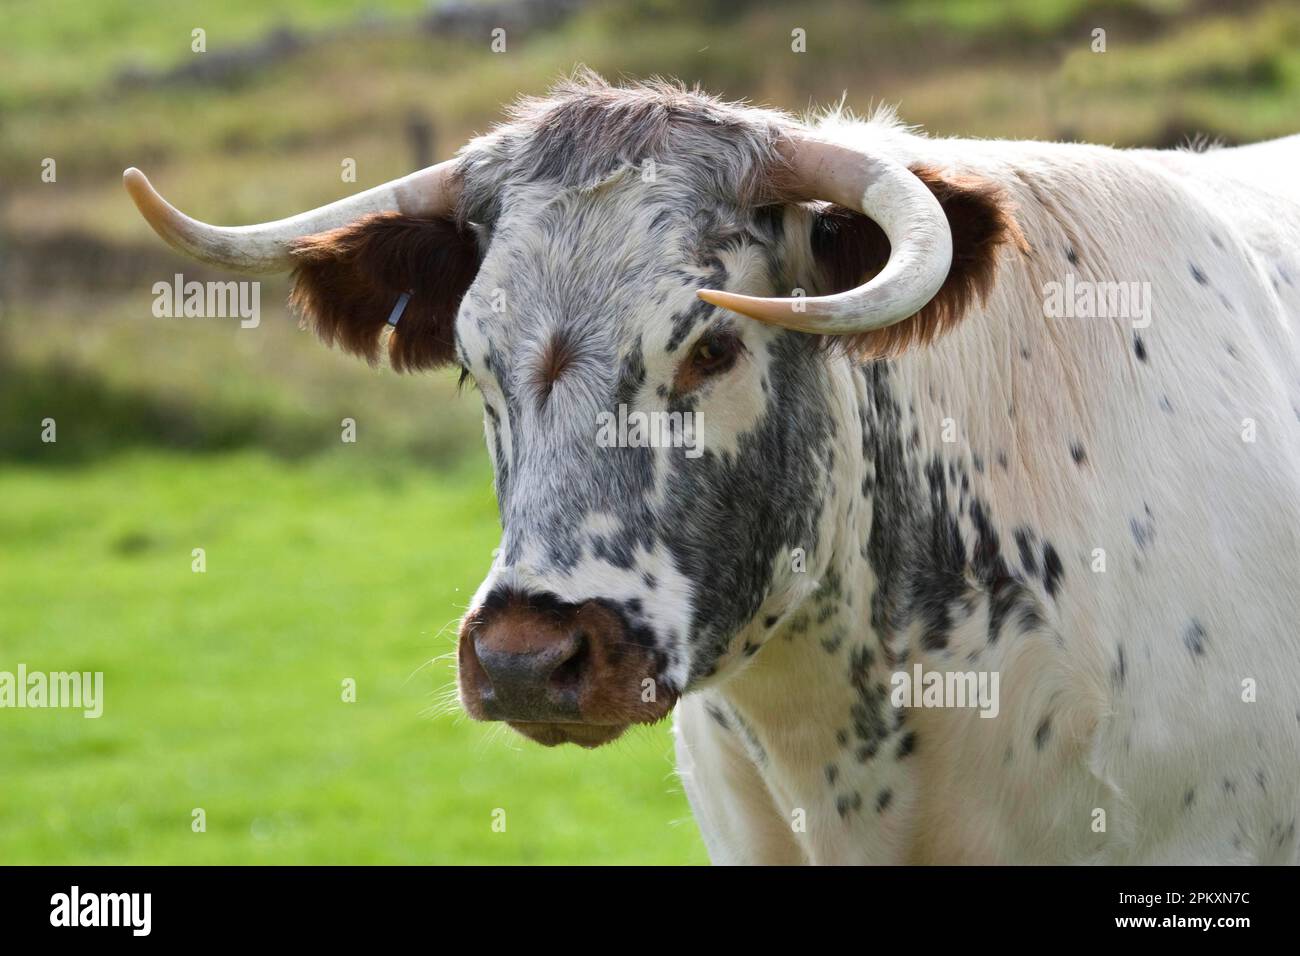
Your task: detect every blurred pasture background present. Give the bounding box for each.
[1,0,1298,863]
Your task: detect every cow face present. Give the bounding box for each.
[449,171,845,746]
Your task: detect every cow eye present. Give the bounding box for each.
[689,330,742,376]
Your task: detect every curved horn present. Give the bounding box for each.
[697,137,952,334]
[122,160,462,274]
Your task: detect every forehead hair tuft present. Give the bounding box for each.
[456,68,798,225]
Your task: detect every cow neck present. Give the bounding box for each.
[712,357,913,827]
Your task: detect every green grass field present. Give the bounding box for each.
[0,451,707,864]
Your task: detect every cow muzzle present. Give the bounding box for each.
[457,590,675,748]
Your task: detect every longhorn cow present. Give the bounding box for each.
[126,72,1300,864]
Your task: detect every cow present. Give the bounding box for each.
[124,71,1300,864]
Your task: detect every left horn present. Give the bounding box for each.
[122,160,462,275]
[697,136,952,334]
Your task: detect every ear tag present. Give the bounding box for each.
[386,291,413,328]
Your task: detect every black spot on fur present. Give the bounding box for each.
[836,792,863,819]
[855,741,879,763]
[1184,619,1207,657]
[1041,544,1064,598]
[987,573,1040,645]
[1130,513,1155,551]
[705,703,731,731]
[1034,715,1052,750]
[875,788,893,813]
[614,342,646,408]
[920,630,949,652]
[847,645,892,755]
[1015,528,1038,577]
[895,731,917,759]
[1133,334,1148,362]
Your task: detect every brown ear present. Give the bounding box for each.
[289,212,480,372]
[809,164,1026,357]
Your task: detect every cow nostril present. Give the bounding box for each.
[549,631,589,692]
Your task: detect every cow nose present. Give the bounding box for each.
[458,591,604,723]
[472,628,589,718]
[457,588,673,735]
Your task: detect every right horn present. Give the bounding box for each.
[123,159,462,275]
[697,136,952,334]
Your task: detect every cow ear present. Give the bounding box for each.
[289,212,480,372]
[807,164,1026,356]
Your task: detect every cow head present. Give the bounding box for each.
[124,72,1019,747]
